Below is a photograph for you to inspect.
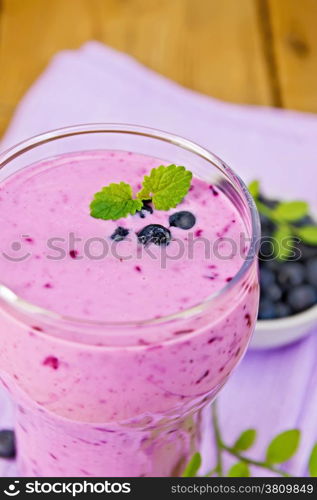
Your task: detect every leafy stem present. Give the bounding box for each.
[248,179,317,257]
[183,400,317,479]
[211,402,224,476]
[256,200,276,221]
[198,402,314,478]
[256,200,304,241]
[220,444,291,477]
[90,164,192,221]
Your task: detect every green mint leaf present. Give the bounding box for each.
[296,226,317,246]
[182,452,202,477]
[138,164,192,210]
[233,429,257,452]
[248,180,260,199]
[90,182,143,221]
[309,444,317,477]
[273,225,294,260]
[266,429,300,464]
[256,200,274,220]
[272,201,308,222]
[227,462,250,477]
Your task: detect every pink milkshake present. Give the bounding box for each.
[0,125,259,477]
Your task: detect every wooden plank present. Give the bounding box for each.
[0,0,95,136]
[268,0,317,112]
[92,0,273,105]
[0,0,273,137]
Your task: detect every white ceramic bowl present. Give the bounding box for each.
[250,303,317,349]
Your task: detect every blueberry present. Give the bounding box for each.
[306,258,317,287]
[287,285,317,313]
[137,200,154,219]
[169,211,196,230]
[137,224,171,246]
[0,430,16,459]
[275,302,291,318]
[260,213,276,236]
[259,267,275,289]
[277,262,306,288]
[259,238,275,260]
[265,199,278,208]
[296,242,317,261]
[258,298,276,320]
[265,284,283,302]
[111,227,129,242]
[262,259,280,272]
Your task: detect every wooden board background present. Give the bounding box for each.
[0,0,316,137]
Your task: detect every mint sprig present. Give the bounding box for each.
[183,402,317,477]
[273,201,309,222]
[227,461,250,477]
[296,226,317,246]
[266,429,300,464]
[90,182,143,221]
[137,164,192,210]
[90,165,192,221]
[248,180,260,199]
[273,224,295,261]
[182,452,202,477]
[309,444,317,477]
[233,429,257,452]
[248,179,317,259]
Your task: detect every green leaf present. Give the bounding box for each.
[309,444,317,477]
[182,452,202,477]
[256,200,274,220]
[90,182,143,221]
[233,429,257,452]
[273,225,294,260]
[227,462,250,477]
[272,201,308,222]
[296,226,317,246]
[137,164,192,210]
[248,180,260,199]
[266,430,300,464]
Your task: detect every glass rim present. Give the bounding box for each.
[0,123,260,328]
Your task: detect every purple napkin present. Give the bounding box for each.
[1,42,317,477]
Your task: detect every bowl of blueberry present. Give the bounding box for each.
[248,181,317,349]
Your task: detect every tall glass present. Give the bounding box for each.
[0,125,260,477]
